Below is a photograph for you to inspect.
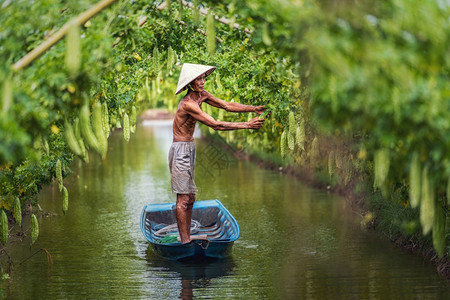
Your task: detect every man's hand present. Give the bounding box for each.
[253,105,266,115]
[247,117,265,129]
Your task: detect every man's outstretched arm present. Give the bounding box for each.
[204,91,265,114]
[184,101,264,131]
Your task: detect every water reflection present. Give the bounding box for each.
[145,247,235,299]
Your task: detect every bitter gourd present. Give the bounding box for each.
[280,131,287,158]
[374,149,390,190]
[420,166,434,235]
[56,159,63,192]
[328,151,335,177]
[432,204,445,257]
[311,136,319,162]
[31,214,39,245]
[13,197,22,227]
[80,103,100,152]
[93,103,107,159]
[64,121,83,156]
[0,210,8,245]
[409,152,421,208]
[206,13,216,56]
[102,102,110,138]
[296,120,305,151]
[62,186,68,213]
[123,113,130,142]
[66,20,81,76]
[288,127,295,150]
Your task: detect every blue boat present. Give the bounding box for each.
[140,199,240,260]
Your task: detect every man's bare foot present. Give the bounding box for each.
[177,234,208,243]
[177,236,191,244]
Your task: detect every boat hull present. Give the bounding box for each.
[140,200,240,260]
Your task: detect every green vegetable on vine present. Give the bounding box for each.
[259,109,271,119]
[1,77,12,116]
[288,111,296,132]
[280,130,287,158]
[420,166,434,235]
[206,13,216,56]
[409,152,421,208]
[74,118,88,162]
[328,151,335,177]
[80,103,100,153]
[65,121,83,157]
[446,178,450,206]
[373,149,390,191]
[296,120,305,151]
[62,186,69,213]
[31,214,39,245]
[130,106,137,133]
[287,127,295,151]
[102,102,110,138]
[93,102,107,159]
[311,136,319,163]
[167,46,175,73]
[432,204,445,257]
[215,72,223,91]
[66,19,81,76]
[123,113,130,142]
[13,197,22,227]
[0,210,8,245]
[153,47,160,74]
[56,159,63,192]
[262,23,272,46]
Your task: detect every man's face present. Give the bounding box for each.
[191,73,206,92]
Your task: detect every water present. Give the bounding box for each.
[3,120,449,299]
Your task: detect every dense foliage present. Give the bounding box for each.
[0,0,448,265]
[287,0,449,257]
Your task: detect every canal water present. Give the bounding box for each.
[3,121,449,299]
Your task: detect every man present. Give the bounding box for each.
[169,63,265,244]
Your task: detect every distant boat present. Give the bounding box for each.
[140,199,240,260]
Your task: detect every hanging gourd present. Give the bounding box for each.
[420,166,434,235]
[93,102,107,159]
[280,130,287,158]
[56,159,63,192]
[311,136,319,163]
[0,210,8,245]
[432,204,445,257]
[102,102,110,138]
[409,152,421,208]
[64,121,83,157]
[328,151,335,177]
[80,103,100,153]
[13,197,22,227]
[62,186,69,213]
[373,149,390,190]
[206,13,216,56]
[31,214,39,245]
[65,20,81,76]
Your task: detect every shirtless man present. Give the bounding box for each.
[169,63,265,244]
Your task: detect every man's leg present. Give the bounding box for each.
[176,193,195,244]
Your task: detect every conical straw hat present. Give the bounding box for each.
[175,63,216,95]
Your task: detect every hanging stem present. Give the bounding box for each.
[12,0,117,71]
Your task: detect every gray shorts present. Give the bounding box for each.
[168,141,198,194]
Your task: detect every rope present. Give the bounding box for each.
[154,219,202,237]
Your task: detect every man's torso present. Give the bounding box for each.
[172,92,208,142]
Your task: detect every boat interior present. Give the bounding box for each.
[143,205,237,243]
